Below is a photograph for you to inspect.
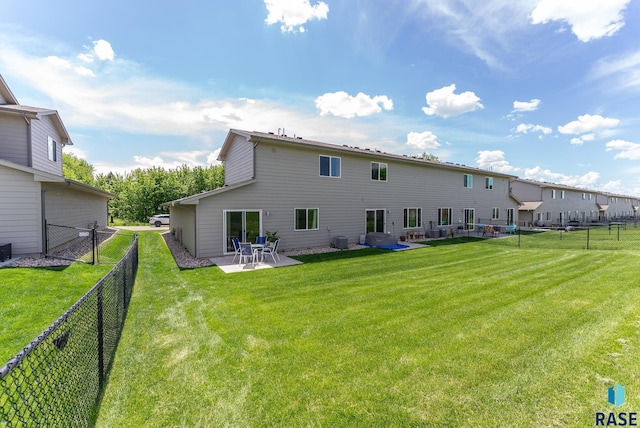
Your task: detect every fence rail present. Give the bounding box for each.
[45,223,136,265]
[0,235,138,427]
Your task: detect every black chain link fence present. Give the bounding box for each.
[45,223,136,264]
[478,223,640,250]
[0,235,138,427]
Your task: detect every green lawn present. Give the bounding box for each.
[95,233,640,427]
[0,263,113,363]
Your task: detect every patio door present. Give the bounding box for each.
[225,210,261,253]
[463,208,475,230]
[366,209,385,233]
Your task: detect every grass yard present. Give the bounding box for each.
[94,232,640,427]
[0,263,113,363]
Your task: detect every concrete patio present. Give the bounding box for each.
[209,253,302,274]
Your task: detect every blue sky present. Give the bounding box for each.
[2,0,640,195]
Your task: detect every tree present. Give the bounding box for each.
[63,153,95,185]
[421,152,439,161]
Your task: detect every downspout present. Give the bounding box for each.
[41,182,71,255]
[252,138,260,179]
[22,113,33,167]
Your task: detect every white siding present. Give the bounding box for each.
[30,115,63,176]
[0,166,42,254]
[0,114,29,165]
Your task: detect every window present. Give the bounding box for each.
[295,208,319,230]
[492,208,500,220]
[582,193,586,200]
[319,155,340,177]
[371,162,388,181]
[506,208,515,225]
[48,136,57,162]
[485,177,493,190]
[463,174,473,188]
[438,208,452,225]
[546,212,553,221]
[403,208,422,228]
[561,190,565,199]
[551,189,556,199]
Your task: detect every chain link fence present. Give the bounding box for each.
[0,235,138,427]
[482,223,640,250]
[45,223,136,264]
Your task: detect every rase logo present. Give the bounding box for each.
[596,384,637,426]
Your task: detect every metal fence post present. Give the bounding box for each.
[97,284,104,395]
[587,227,590,250]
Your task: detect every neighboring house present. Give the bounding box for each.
[511,178,639,227]
[0,75,113,256]
[165,129,520,258]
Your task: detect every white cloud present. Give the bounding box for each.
[315,91,393,118]
[405,131,441,150]
[570,133,596,146]
[524,166,601,188]
[530,0,631,42]
[264,0,329,33]
[606,139,640,160]
[512,99,541,112]
[589,50,640,91]
[515,123,552,135]
[422,84,484,118]
[476,150,518,173]
[558,114,619,136]
[92,40,115,61]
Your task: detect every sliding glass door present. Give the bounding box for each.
[366,209,385,233]
[225,210,261,252]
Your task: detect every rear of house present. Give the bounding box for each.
[166,130,520,258]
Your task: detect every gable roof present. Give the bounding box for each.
[220,129,517,179]
[163,179,256,206]
[0,74,72,145]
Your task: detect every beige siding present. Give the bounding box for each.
[0,114,29,165]
[0,166,43,254]
[223,134,253,185]
[30,115,63,176]
[43,184,109,229]
[169,205,196,255]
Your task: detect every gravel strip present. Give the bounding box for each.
[162,232,215,269]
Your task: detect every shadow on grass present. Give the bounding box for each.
[290,248,390,264]
[416,236,485,247]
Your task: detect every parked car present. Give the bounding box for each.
[149,214,170,227]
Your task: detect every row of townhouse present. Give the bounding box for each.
[512,179,639,227]
[0,75,113,257]
[166,129,640,258]
[165,129,522,258]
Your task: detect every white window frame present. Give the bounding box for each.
[371,162,388,182]
[438,207,452,226]
[294,208,319,231]
[48,136,57,162]
[492,207,500,220]
[463,174,473,189]
[551,189,556,199]
[403,208,422,229]
[319,155,341,178]
[485,177,493,190]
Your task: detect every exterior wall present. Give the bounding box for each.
[170,205,196,255]
[606,195,636,219]
[510,180,541,202]
[42,184,109,229]
[190,138,518,257]
[0,114,29,166]
[0,165,43,255]
[223,133,253,185]
[30,115,63,176]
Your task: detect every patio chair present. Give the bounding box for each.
[256,235,267,245]
[505,224,517,234]
[238,243,257,266]
[231,237,241,263]
[262,239,280,263]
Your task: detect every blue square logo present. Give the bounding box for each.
[608,384,625,407]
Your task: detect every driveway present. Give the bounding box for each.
[112,225,169,231]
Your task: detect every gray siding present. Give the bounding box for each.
[223,134,253,185]
[0,114,29,165]
[31,115,63,176]
[42,184,109,229]
[191,139,518,257]
[170,205,196,255]
[0,166,42,254]
[510,180,541,202]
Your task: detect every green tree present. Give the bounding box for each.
[63,153,95,185]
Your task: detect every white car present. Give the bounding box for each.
[149,214,170,227]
